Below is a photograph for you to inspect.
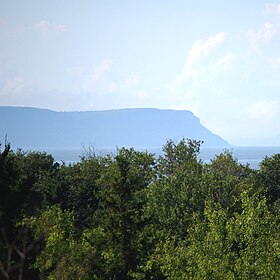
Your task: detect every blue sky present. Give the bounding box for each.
[1,0,280,145]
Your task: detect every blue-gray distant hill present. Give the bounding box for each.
[0,106,229,149]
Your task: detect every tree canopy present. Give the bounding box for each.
[0,140,279,279]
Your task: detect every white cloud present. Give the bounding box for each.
[168,33,237,133]
[34,20,67,34]
[246,100,279,121]
[174,32,226,85]
[125,75,141,87]
[213,53,235,72]
[0,77,26,98]
[247,22,277,41]
[265,3,280,16]
[83,59,113,91]
[89,59,113,82]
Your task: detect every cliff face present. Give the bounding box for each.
[0,106,229,149]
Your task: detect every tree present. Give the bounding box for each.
[0,144,46,279]
[156,190,280,279]
[145,139,204,237]
[201,151,256,216]
[88,148,155,279]
[27,206,79,279]
[258,153,280,203]
[228,190,280,278]
[140,139,204,278]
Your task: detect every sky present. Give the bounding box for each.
[1,0,280,146]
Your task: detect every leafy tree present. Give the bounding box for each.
[141,139,204,278]
[157,204,235,280]
[86,148,155,279]
[27,206,79,279]
[258,153,280,203]
[146,139,204,236]
[47,157,101,232]
[1,145,155,279]
[201,151,256,216]
[155,190,280,279]
[0,144,47,279]
[1,140,280,279]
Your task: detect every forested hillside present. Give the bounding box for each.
[0,139,279,279]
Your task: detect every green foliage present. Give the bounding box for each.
[0,144,54,279]
[91,148,155,279]
[29,206,75,275]
[1,141,280,279]
[183,203,236,279]
[154,190,280,279]
[228,191,280,279]
[157,138,203,178]
[27,205,96,279]
[0,143,21,229]
[201,151,256,216]
[258,153,280,203]
[50,157,102,231]
[145,139,203,236]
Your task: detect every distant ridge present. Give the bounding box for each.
[0,106,229,149]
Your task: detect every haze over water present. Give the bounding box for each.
[40,146,280,170]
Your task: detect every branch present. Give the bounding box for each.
[0,261,9,279]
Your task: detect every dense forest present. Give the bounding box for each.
[0,139,280,279]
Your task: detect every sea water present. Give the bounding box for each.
[42,146,280,170]
[199,146,280,169]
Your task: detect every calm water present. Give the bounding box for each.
[199,146,280,169]
[41,146,280,170]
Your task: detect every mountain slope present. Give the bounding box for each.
[0,106,229,148]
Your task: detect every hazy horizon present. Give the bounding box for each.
[1,1,280,146]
